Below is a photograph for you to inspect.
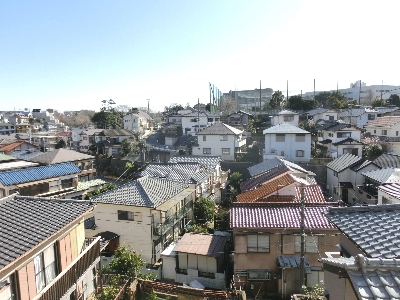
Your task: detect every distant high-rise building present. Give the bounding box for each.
[223,88,273,112]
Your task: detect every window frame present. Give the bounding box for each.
[296,150,304,157]
[117,210,135,221]
[382,129,387,135]
[222,148,230,155]
[203,148,211,154]
[295,235,318,253]
[276,134,285,142]
[247,234,270,253]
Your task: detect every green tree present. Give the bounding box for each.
[326,96,345,109]
[193,196,215,224]
[269,90,286,109]
[186,224,209,234]
[164,103,184,113]
[314,91,331,107]
[102,245,146,278]
[371,98,386,108]
[365,144,383,157]
[91,108,123,129]
[388,94,400,106]
[229,172,243,191]
[121,138,134,156]
[287,95,315,111]
[55,139,66,149]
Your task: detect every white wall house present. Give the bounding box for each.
[326,153,379,205]
[123,111,151,134]
[263,123,311,162]
[270,110,299,127]
[364,116,400,155]
[181,112,220,135]
[87,177,196,264]
[77,129,103,152]
[306,108,338,121]
[192,123,245,161]
[338,107,379,129]
[316,121,363,158]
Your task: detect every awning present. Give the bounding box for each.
[278,256,311,273]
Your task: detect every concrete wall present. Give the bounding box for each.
[176,268,225,290]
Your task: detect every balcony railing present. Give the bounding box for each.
[356,185,378,204]
[35,237,101,300]
[153,201,193,235]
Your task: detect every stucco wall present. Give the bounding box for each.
[176,268,225,290]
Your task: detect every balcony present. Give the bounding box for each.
[153,201,193,235]
[356,185,378,205]
[35,237,101,300]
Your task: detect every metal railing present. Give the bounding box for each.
[153,201,193,235]
[35,237,101,300]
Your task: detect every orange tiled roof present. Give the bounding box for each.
[0,141,37,152]
[365,116,400,128]
[256,185,326,203]
[236,173,297,203]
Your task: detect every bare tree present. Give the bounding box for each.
[361,89,375,105]
[218,96,236,115]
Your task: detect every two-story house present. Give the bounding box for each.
[0,140,39,155]
[321,205,400,300]
[338,107,378,128]
[181,111,220,135]
[306,108,338,121]
[192,123,245,161]
[325,153,379,204]
[227,110,253,126]
[0,194,100,300]
[88,177,196,264]
[364,116,400,155]
[270,110,299,127]
[0,123,15,135]
[77,129,103,152]
[231,201,339,299]
[316,120,363,158]
[263,123,311,162]
[93,129,136,156]
[0,162,81,198]
[123,111,152,134]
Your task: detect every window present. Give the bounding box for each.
[368,114,375,120]
[247,234,269,252]
[296,150,304,157]
[118,210,135,221]
[199,271,215,279]
[34,245,56,293]
[222,148,230,155]
[220,135,228,141]
[82,136,87,140]
[295,235,318,253]
[374,130,376,134]
[329,116,334,120]
[397,131,399,136]
[284,116,294,122]
[248,270,271,280]
[203,148,211,154]
[276,134,285,142]
[203,136,206,141]
[337,132,351,138]
[343,148,358,156]
[207,118,213,122]
[333,171,338,177]
[295,134,305,142]
[382,130,387,135]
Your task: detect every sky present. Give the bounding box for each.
[1,0,400,112]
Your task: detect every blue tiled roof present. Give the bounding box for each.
[0,162,81,186]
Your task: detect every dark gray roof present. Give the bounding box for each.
[338,108,378,117]
[27,148,94,165]
[263,123,309,134]
[93,176,188,207]
[196,123,242,135]
[306,108,329,116]
[169,155,220,168]
[362,168,400,184]
[326,153,362,172]
[140,162,212,184]
[98,129,134,136]
[331,137,362,146]
[248,158,309,178]
[0,195,94,270]
[321,255,400,300]
[316,121,354,132]
[350,160,375,172]
[325,204,400,258]
[373,153,400,169]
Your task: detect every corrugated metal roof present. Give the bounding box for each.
[306,108,329,116]
[169,155,220,168]
[326,153,362,172]
[378,183,400,200]
[326,204,400,258]
[263,123,309,134]
[331,137,362,146]
[362,167,400,184]
[0,195,94,269]
[374,153,400,168]
[338,108,378,118]
[0,162,81,186]
[173,233,228,257]
[230,203,334,229]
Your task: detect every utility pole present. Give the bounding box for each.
[299,184,305,289]
[287,80,289,107]
[147,99,150,113]
[260,80,262,112]
[197,98,200,133]
[359,80,361,105]
[313,79,316,107]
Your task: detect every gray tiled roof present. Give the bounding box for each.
[99,129,134,136]
[93,176,188,207]
[305,108,329,116]
[196,123,242,135]
[321,254,400,299]
[169,155,220,168]
[373,153,400,169]
[262,123,309,134]
[338,108,378,118]
[27,148,94,165]
[0,195,94,270]
[325,205,400,258]
[326,153,362,173]
[331,137,362,146]
[350,160,375,172]
[248,158,309,178]
[378,183,400,200]
[316,121,353,131]
[362,167,400,184]
[140,162,212,184]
